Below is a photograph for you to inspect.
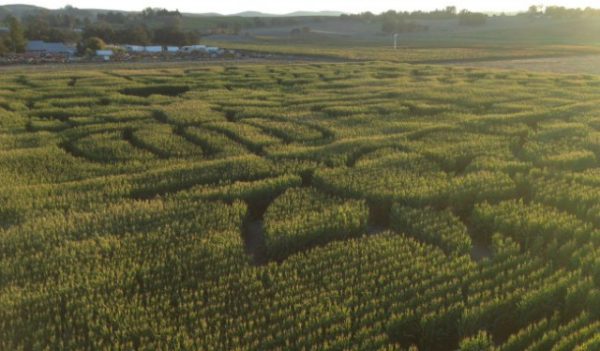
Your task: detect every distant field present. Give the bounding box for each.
[206,15,600,64]
[206,40,600,63]
[451,54,600,75]
[2,59,600,349]
[213,16,600,47]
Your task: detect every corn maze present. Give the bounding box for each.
[1,62,600,350]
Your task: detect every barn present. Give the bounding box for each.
[206,47,222,55]
[124,45,144,53]
[144,46,163,53]
[26,41,76,56]
[181,45,207,53]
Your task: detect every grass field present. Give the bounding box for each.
[223,16,600,47]
[205,15,600,64]
[206,40,600,63]
[2,59,600,350]
[453,54,600,75]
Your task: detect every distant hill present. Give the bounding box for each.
[1,4,45,12]
[0,4,344,19]
[285,11,345,17]
[232,11,276,17]
[184,12,225,18]
[1,4,46,17]
[232,11,344,17]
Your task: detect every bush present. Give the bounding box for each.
[459,11,487,26]
[79,36,106,55]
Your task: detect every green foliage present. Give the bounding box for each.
[6,15,26,53]
[263,187,368,260]
[81,36,105,53]
[391,205,472,255]
[458,11,488,26]
[129,124,203,158]
[0,38,7,55]
[0,61,599,350]
[471,199,596,264]
[459,330,494,351]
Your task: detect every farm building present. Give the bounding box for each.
[96,50,114,61]
[26,41,76,56]
[123,45,144,53]
[144,46,163,53]
[181,45,207,53]
[206,47,222,55]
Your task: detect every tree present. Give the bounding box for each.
[141,7,181,19]
[141,7,155,18]
[97,11,127,24]
[115,25,151,45]
[24,13,50,40]
[445,6,457,16]
[458,10,487,26]
[7,15,26,53]
[153,25,187,46]
[528,5,542,17]
[79,36,105,55]
[152,15,193,46]
[23,12,79,42]
[359,11,375,22]
[0,38,7,55]
[83,22,115,44]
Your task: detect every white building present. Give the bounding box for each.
[206,47,221,55]
[181,45,207,53]
[165,46,179,53]
[96,50,114,61]
[123,45,144,53]
[144,46,163,53]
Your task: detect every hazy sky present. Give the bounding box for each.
[1,0,599,14]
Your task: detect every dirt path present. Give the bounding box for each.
[471,242,492,262]
[243,220,267,265]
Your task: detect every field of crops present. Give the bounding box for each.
[1,61,600,350]
[204,41,600,64]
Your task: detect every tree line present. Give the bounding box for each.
[0,7,323,55]
[343,5,600,34]
[341,7,489,34]
[0,8,201,55]
[526,5,600,18]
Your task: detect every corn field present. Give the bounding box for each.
[0,62,600,350]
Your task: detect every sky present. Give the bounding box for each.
[1,0,599,14]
